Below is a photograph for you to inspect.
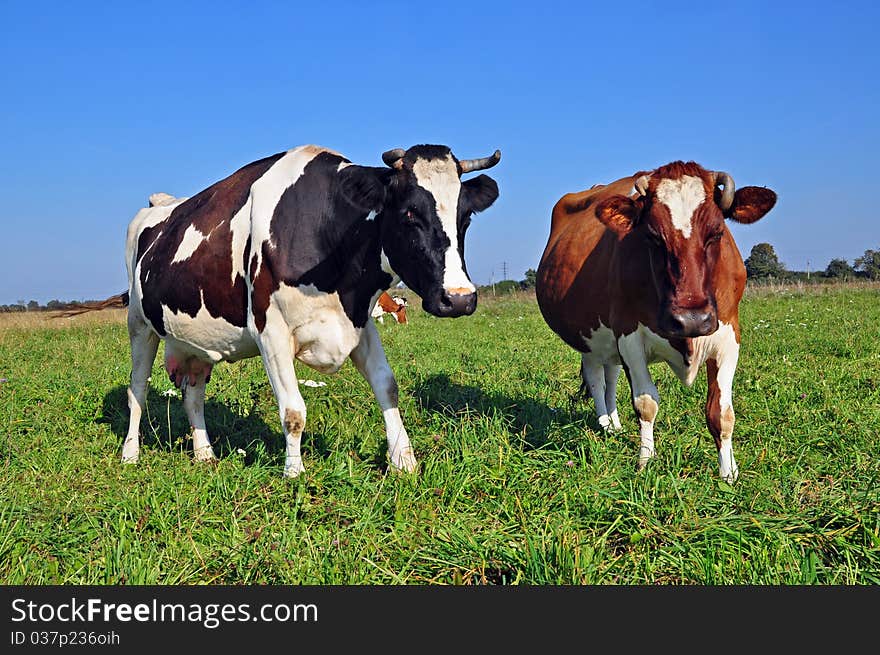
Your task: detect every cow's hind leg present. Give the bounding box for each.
[124,316,160,463]
[706,339,740,482]
[255,315,308,478]
[581,355,614,432]
[164,344,217,462]
[181,362,216,462]
[350,320,417,472]
[603,363,623,431]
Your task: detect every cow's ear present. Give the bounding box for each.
[725,186,777,224]
[595,195,640,237]
[338,166,391,213]
[461,174,499,214]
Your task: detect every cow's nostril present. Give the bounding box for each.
[666,309,717,337]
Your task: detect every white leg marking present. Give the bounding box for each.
[182,378,216,462]
[715,338,741,482]
[581,355,611,431]
[610,409,622,431]
[618,330,660,469]
[123,318,159,464]
[350,321,417,473]
[635,395,658,468]
[256,308,308,478]
[604,364,623,431]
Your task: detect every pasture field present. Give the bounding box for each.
[1,284,878,584]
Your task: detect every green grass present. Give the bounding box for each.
[1,285,878,584]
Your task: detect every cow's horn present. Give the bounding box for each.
[382,148,406,169]
[634,174,651,197]
[459,150,501,174]
[714,171,735,212]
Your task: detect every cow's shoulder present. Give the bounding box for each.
[249,149,392,331]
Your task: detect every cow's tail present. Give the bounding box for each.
[53,291,129,318]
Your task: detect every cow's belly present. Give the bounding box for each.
[579,321,622,364]
[161,305,259,363]
[270,284,362,374]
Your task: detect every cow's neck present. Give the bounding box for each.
[327,214,394,327]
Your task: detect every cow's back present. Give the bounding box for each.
[536,175,638,350]
[130,153,285,338]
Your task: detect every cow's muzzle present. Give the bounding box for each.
[424,288,477,318]
[659,307,718,338]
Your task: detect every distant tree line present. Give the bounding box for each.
[477,268,539,295]
[8,249,878,311]
[745,243,880,283]
[0,299,102,313]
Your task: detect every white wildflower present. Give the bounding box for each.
[162,388,179,397]
[301,380,327,387]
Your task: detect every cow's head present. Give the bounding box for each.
[338,145,500,317]
[595,161,776,338]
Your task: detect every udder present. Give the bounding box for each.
[165,350,214,388]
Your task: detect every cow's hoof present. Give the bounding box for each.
[389,449,419,474]
[636,446,654,471]
[121,439,140,464]
[598,413,624,434]
[720,467,739,484]
[193,446,217,462]
[283,460,306,478]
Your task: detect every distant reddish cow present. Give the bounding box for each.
[537,161,776,481]
[371,291,408,324]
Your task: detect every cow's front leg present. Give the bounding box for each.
[349,320,417,473]
[123,314,159,464]
[618,333,660,470]
[255,313,307,478]
[705,336,741,482]
[603,363,623,431]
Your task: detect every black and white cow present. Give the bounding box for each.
[124,144,501,476]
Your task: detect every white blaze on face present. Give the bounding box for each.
[412,155,475,294]
[655,175,706,239]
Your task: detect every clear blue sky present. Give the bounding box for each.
[2,0,878,304]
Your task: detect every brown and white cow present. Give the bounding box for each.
[371,291,408,324]
[536,161,776,481]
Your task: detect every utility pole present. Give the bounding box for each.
[502,261,508,280]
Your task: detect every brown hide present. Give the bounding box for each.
[377,291,408,324]
[536,171,747,358]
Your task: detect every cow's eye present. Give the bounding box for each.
[705,232,723,248]
[404,208,417,222]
